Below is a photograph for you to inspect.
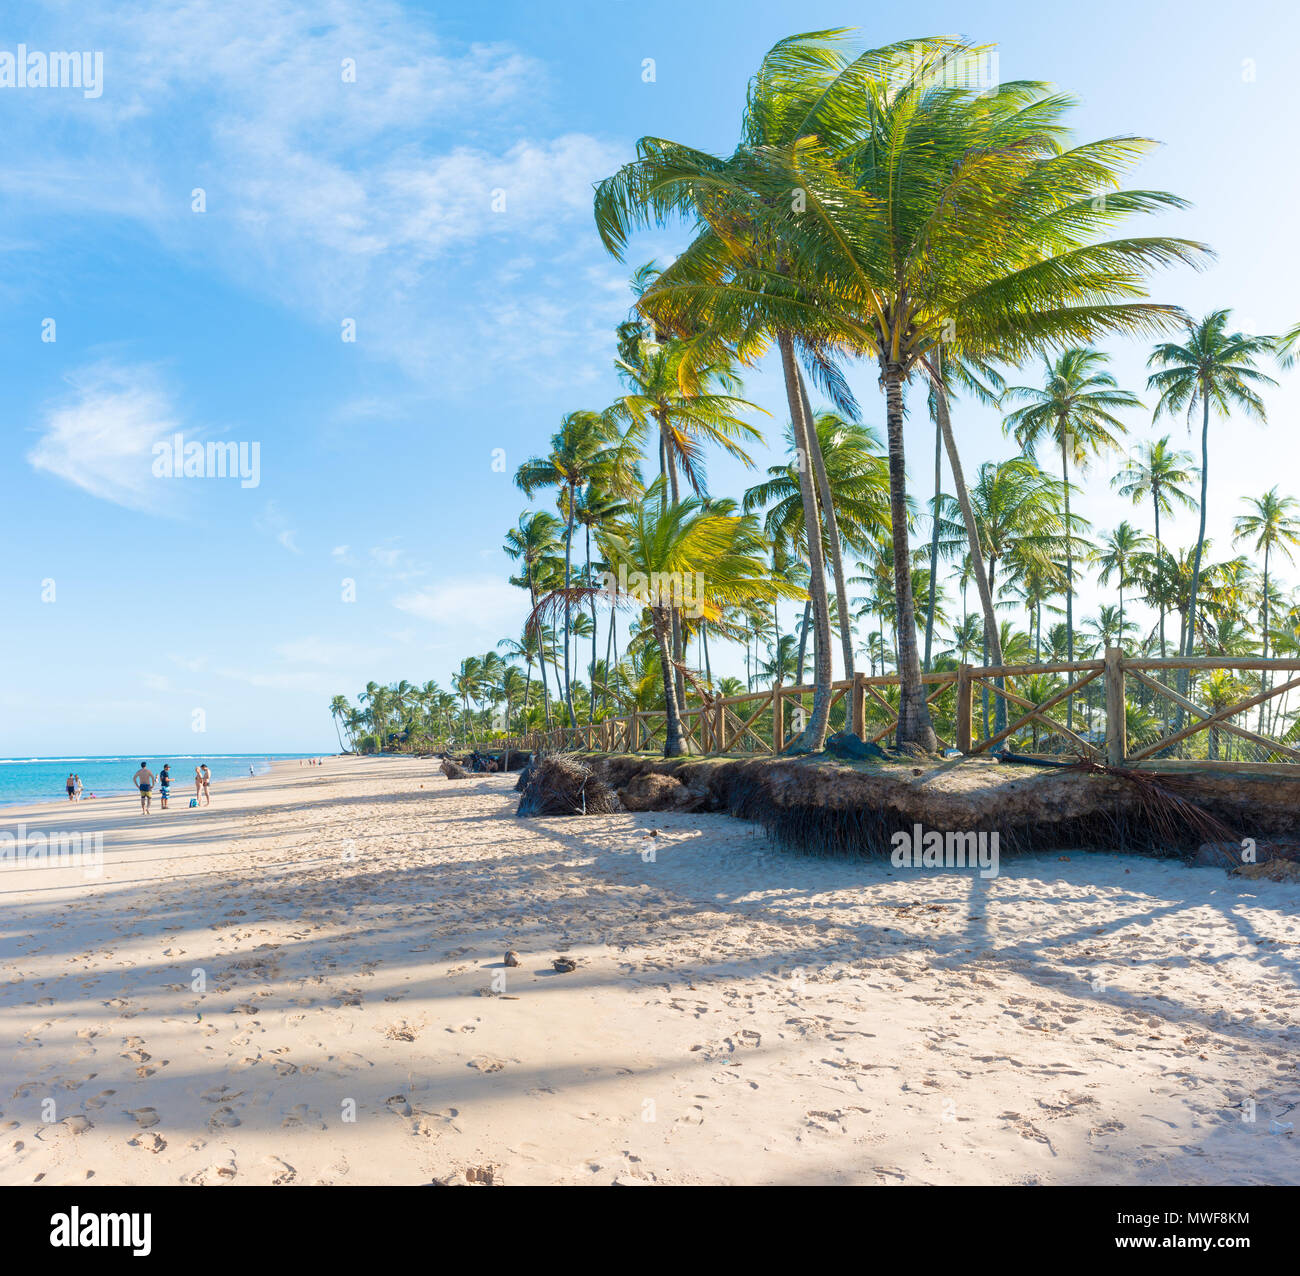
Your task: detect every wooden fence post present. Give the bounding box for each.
[772,684,784,753]
[852,671,866,740]
[957,664,973,754]
[1105,647,1126,767]
[629,711,639,753]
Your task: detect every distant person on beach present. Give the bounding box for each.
[200,763,211,805]
[194,766,203,803]
[158,765,171,809]
[66,772,76,800]
[133,762,156,813]
[74,775,83,801]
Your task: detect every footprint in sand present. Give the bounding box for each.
[61,1114,93,1135]
[468,1055,508,1074]
[264,1155,296,1185]
[85,1090,117,1110]
[208,1107,241,1129]
[128,1131,167,1153]
[201,1085,245,1104]
[127,1108,159,1128]
[186,1154,237,1184]
[280,1104,325,1130]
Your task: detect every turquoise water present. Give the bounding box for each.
[0,754,313,806]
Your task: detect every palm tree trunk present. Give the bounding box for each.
[778,332,833,752]
[1184,393,1211,665]
[653,608,684,757]
[562,486,577,727]
[924,414,942,673]
[1062,439,1076,731]
[796,368,854,678]
[1260,544,1271,737]
[882,368,936,750]
[527,566,553,729]
[586,523,597,725]
[795,596,811,682]
[1153,497,1166,659]
[930,374,1005,731]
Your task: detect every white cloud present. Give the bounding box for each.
[26,363,180,512]
[394,576,524,646]
[0,2,626,387]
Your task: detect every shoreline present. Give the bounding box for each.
[2,754,1297,1186]
[0,756,321,811]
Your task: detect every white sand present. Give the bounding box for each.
[1,754,1297,1186]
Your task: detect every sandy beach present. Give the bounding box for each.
[1,754,1297,1186]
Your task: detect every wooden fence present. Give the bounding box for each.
[483,651,1300,775]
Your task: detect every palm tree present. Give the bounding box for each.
[329,695,351,752]
[1111,436,1196,656]
[744,412,892,687]
[1233,487,1300,735]
[608,307,763,503]
[1092,522,1151,643]
[1003,348,1138,719]
[598,31,1204,748]
[1083,604,1138,651]
[515,411,637,727]
[1147,311,1277,673]
[535,477,802,756]
[359,681,389,750]
[503,510,563,727]
[452,658,485,739]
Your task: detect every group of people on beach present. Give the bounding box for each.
[130,762,211,813]
[64,774,91,801]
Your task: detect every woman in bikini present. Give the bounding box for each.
[200,763,211,805]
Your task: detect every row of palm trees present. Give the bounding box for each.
[330,29,1300,760]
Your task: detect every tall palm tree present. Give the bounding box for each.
[452,658,484,740]
[597,31,1204,748]
[1111,436,1196,656]
[1092,521,1151,643]
[515,412,637,727]
[1147,311,1277,674]
[744,412,892,686]
[1233,487,1300,735]
[1003,348,1138,722]
[532,477,802,756]
[328,695,351,752]
[503,510,563,728]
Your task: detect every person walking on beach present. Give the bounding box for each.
[66,772,76,801]
[133,762,156,813]
[158,764,171,810]
[73,774,83,801]
[200,763,211,805]
[194,765,203,804]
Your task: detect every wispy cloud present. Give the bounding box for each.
[1,2,626,387]
[26,363,180,512]
[394,576,524,648]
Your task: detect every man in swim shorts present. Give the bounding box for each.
[158,764,171,810]
[66,773,76,800]
[133,762,156,813]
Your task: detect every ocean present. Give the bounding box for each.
[0,754,314,807]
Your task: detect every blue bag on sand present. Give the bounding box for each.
[189,798,198,807]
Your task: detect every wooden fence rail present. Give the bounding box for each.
[469,652,1300,774]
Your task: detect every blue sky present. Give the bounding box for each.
[3,0,1298,755]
